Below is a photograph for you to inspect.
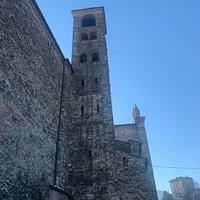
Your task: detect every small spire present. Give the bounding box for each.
[133,104,140,122]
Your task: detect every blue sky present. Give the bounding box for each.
[35,0,200,192]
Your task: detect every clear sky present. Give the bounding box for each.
[35,0,200,192]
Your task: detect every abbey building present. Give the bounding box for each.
[0,0,158,199]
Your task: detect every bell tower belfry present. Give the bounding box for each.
[67,7,114,199]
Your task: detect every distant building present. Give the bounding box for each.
[157,190,164,200]
[162,191,173,200]
[196,188,200,200]
[170,177,196,200]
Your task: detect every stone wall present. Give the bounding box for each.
[113,122,158,200]
[0,0,70,199]
[64,7,115,199]
[0,1,158,199]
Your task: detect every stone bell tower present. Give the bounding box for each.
[67,7,115,199]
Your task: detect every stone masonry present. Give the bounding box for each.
[0,0,158,199]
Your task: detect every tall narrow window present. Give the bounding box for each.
[80,54,87,63]
[82,79,85,87]
[139,143,142,157]
[97,104,99,113]
[92,52,99,62]
[145,160,148,171]
[88,151,92,158]
[123,157,127,166]
[81,106,84,114]
[90,32,97,40]
[81,33,89,40]
[95,77,98,84]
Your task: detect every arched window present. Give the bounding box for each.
[81,33,89,40]
[82,15,96,27]
[80,54,87,63]
[92,52,99,62]
[90,32,97,40]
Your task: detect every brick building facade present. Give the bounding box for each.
[0,0,157,199]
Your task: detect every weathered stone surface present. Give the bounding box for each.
[0,0,70,199]
[113,120,158,200]
[1,1,158,199]
[62,8,115,199]
[65,7,158,200]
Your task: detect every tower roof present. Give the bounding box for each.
[72,6,105,14]
[71,7,107,34]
